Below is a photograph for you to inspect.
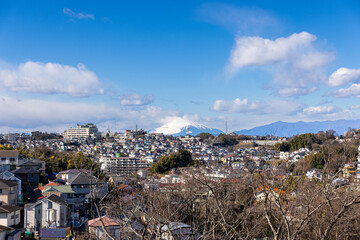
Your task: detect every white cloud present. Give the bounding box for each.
[302,106,341,115]
[227,32,316,73]
[0,96,179,132]
[328,67,360,87]
[226,32,334,97]
[330,83,360,98]
[63,8,95,20]
[293,52,334,70]
[120,92,153,106]
[277,87,317,97]
[0,61,103,97]
[198,4,277,35]
[211,98,302,115]
[350,104,360,110]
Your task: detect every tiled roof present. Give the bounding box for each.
[40,228,66,238]
[12,167,40,174]
[34,181,59,191]
[68,172,98,185]
[0,205,22,213]
[88,216,122,227]
[42,185,75,194]
[0,179,18,188]
[47,194,67,205]
[58,169,91,174]
[0,150,18,158]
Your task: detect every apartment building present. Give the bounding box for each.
[100,156,151,175]
[63,123,100,140]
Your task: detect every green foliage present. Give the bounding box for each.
[20,147,99,174]
[216,134,238,147]
[289,133,318,151]
[274,142,291,152]
[198,133,214,141]
[151,150,193,174]
[310,152,325,169]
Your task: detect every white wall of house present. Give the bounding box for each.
[25,200,67,231]
[0,210,21,227]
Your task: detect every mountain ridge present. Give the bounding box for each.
[235,119,360,137]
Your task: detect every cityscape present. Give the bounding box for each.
[1,1,360,240]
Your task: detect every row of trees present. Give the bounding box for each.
[150,149,193,174]
[19,146,100,174]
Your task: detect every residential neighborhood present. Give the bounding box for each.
[0,124,360,239]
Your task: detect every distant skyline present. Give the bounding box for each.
[0,0,360,133]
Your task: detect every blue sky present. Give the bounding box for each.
[0,0,360,134]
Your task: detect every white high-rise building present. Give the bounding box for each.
[63,123,100,140]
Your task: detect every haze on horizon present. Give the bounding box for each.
[0,0,360,134]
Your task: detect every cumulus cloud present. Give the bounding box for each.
[211,98,302,115]
[329,83,360,98]
[226,32,334,97]
[0,61,103,97]
[119,92,153,106]
[328,67,360,87]
[63,8,95,20]
[227,32,316,72]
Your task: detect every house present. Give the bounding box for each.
[11,167,40,199]
[0,205,22,226]
[255,186,286,201]
[279,152,290,160]
[0,205,22,240]
[306,168,323,181]
[88,216,123,240]
[343,164,356,178]
[0,171,22,203]
[24,194,68,232]
[41,185,75,212]
[56,169,91,182]
[66,172,106,212]
[17,159,46,174]
[0,150,24,172]
[0,179,19,205]
[161,222,195,240]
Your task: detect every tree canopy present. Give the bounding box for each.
[151,150,193,174]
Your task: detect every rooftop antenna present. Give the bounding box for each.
[136,124,138,131]
[225,120,228,134]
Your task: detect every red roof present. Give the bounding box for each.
[88,216,122,227]
[34,181,60,191]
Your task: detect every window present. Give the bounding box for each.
[1,158,6,161]
[0,189,2,194]
[9,158,15,162]
[48,201,52,209]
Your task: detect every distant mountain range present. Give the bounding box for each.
[235,119,360,137]
[154,119,360,137]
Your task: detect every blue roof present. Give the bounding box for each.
[40,228,66,238]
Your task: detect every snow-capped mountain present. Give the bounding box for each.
[154,117,224,136]
[235,119,360,137]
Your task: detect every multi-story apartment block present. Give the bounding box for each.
[63,123,100,140]
[100,156,152,175]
